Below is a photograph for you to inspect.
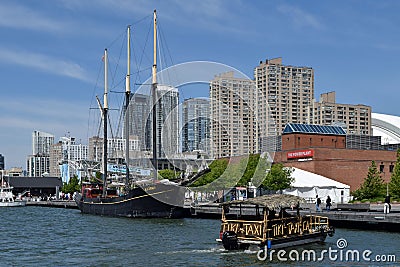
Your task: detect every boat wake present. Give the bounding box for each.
[155,247,223,255]
[221,249,258,255]
[155,247,258,255]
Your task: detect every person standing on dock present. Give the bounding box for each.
[384,195,391,214]
[316,195,321,212]
[326,195,332,211]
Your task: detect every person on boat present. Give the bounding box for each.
[316,195,321,212]
[326,195,332,211]
[384,195,391,214]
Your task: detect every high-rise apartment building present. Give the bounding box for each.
[108,137,140,159]
[88,136,103,162]
[255,58,314,151]
[49,142,63,178]
[27,155,50,177]
[127,93,151,151]
[210,72,257,158]
[312,91,371,135]
[182,98,211,154]
[32,131,54,155]
[28,131,55,176]
[153,85,179,158]
[49,136,89,182]
[59,137,88,161]
[88,136,140,162]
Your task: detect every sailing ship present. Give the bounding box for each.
[74,10,186,218]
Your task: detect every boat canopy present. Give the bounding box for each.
[220,194,305,210]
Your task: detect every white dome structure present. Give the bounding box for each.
[372,113,400,145]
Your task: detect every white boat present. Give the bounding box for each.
[0,177,26,207]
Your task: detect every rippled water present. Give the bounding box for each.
[1,206,400,266]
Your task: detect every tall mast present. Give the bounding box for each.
[103,48,108,197]
[152,9,158,180]
[125,25,131,187]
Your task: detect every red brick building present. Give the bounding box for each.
[273,124,397,191]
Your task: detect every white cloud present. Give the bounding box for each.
[164,0,249,35]
[0,95,121,139]
[0,96,91,167]
[0,48,93,83]
[0,2,64,32]
[0,97,88,122]
[0,114,87,168]
[0,97,89,146]
[170,0,225,18]
[59,0,249,36]
[60,0,151,17]
[277,5,324,30]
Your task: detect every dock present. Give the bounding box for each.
[24,199,400,232]
[188,202,400,231]
[26,200,78,209]
[297,209,400,231]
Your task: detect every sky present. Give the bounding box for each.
[1,0,400,169]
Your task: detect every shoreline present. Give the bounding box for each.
[25,200,400,232]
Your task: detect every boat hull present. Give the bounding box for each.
[217,230,329,251]
[265,230,328,250]
[75,183,186,218]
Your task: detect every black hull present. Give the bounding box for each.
[75,183,185,218]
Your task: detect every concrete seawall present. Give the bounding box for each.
[189,202,400,232]
[26,200,78,209]
[26,200,400,232]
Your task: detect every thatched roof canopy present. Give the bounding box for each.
[220,194,305,210]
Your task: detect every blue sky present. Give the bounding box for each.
[1,0,400,168]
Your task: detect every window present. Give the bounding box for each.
[380,164,384,173]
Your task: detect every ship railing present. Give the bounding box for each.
[221,214,331,242]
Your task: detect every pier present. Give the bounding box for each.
[26,200,78,209]
[24,199,400,232]
[299,210,400,231]
[188,202,400,231]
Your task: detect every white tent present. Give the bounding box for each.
[282,167,351,204]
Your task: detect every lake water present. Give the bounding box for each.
[1,206,400,266]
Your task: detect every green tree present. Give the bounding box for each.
[62,175,81,194]
[353,161,385,200]
[389,149,400,198]
[158,169,181,180]
[215,156,246,189]
[262,163,294,193]
[90,171,102,183]
[191,154,271,191]
[236,154,260,187]
[251,153,272,188]
[191,158,229,187]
